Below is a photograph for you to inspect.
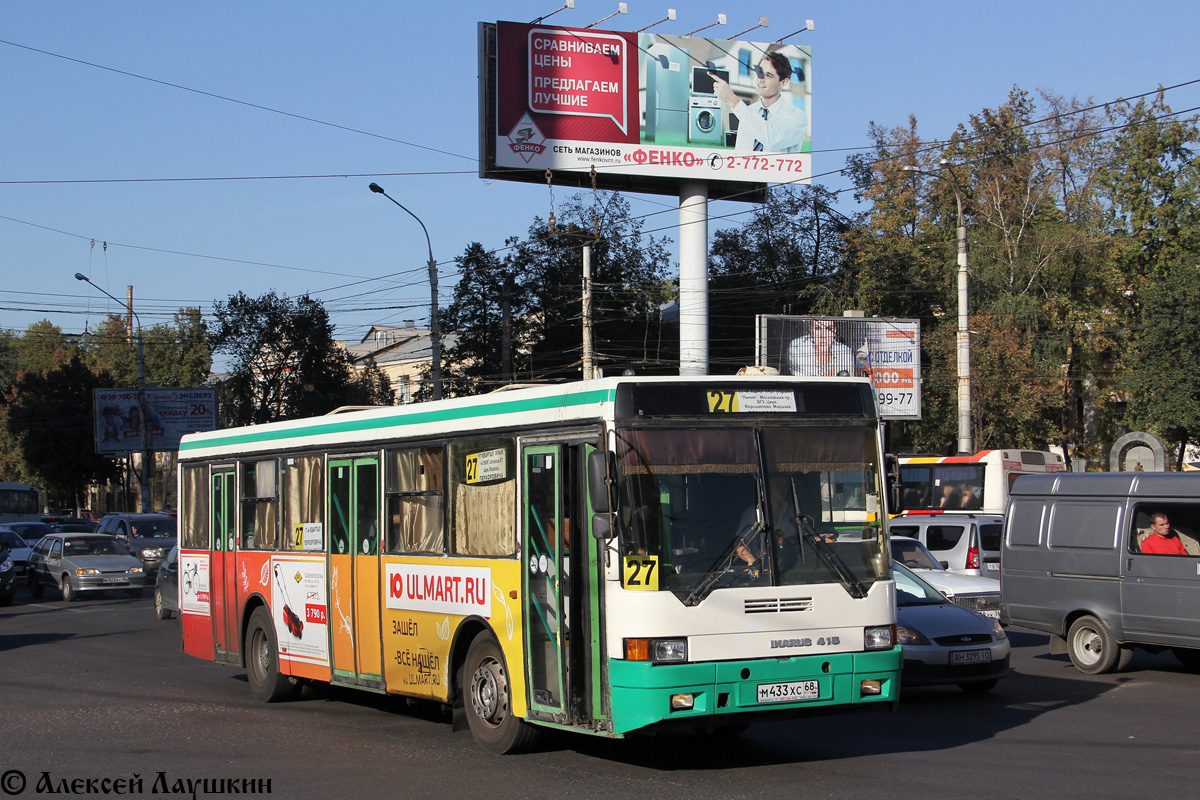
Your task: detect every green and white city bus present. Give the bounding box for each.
[176,376,899,753]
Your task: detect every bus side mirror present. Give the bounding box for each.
[885,453,901,513]
[588,449,618,541]
[588,450,618,514]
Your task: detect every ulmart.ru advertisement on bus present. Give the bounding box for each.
[487,20,812,186]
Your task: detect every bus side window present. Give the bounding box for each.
[385,447,446,554]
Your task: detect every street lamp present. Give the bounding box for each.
[901,161,973,455]
[368,183,443,401]
[74,272,154,511]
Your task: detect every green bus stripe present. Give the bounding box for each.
[180,388,615,453]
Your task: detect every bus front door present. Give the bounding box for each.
[211,470,239,663]
[328,458,383,689]
[522,443,593,725]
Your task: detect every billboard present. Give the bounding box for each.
[479,21,812,199]
[756,316,922,420]
[93,387,218,454]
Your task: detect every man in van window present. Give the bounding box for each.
[1141,512,1188,555]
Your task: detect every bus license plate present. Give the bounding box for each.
[757,680,819,703]
[102,577,128,584]
[951,649,992,665]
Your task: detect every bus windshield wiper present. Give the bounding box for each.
[684,520,765,607]
[786,479,868,599]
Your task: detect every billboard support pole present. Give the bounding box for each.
[679,181,709,376]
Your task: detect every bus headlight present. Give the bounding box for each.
[625,638,688,663]
[863,625,896,650]
[651,639,688,664]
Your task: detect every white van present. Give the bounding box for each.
[889,513,1004,578]
[1001,472,1200,674]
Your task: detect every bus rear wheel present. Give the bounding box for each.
[245,607,298,702]
[462,635,540,754]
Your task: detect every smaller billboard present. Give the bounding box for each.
[756,316,922,420]
[93,387,218,454]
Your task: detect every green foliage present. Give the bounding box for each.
[209,291,361,425]
[4,355,121,504]
[1124,259,1200,460]
[708,185,851,371]
[441,193,674,391]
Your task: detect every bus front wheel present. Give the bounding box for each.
[462,635,540,754]
[245,607,298,702]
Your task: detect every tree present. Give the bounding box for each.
[14,320,77,376]
[708,184,851,371]
[209,291,361,425]
[4,355,121,507]
[85,309,211,388]
[1124,258,1200,466]
[440,193,673,392]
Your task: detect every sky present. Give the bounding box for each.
[4,0,1199,355]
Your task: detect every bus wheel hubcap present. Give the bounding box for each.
[471,660,501,724]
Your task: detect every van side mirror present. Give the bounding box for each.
[588,449,619,540]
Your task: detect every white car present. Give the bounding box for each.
[891,535,1000,619]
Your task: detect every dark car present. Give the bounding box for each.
[1,539,17,605]
[154,546,179,620]
[26,533,147,601]
[5,521,54,546]
[51,518,98,533]
[95,513,177,581]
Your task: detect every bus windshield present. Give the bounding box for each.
[614,426,888,602]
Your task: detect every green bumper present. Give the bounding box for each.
[608,648,901,735]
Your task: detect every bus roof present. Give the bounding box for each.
[179,375,875,461]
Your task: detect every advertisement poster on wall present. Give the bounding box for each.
[756,316,922,420]
[92,387,218,454]
[481,20,812,196]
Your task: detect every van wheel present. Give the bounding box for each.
[1067,615,1128,674]
[1172,647,1200,670]
[462,635,540,754]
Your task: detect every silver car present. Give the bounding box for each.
[894,561,1011,693]
[27,533,148,601]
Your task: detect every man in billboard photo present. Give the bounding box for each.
[788,318,856,377]
[709,52,807,154]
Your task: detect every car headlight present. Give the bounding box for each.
[864,625,896,650]
[990,619,1007,640]
[0,556,12,573]
[896,624,931,646]
[75,568,101,575]
[130,566,144,574]
[141,548,164,559]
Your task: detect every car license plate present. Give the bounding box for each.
[950,649,992,665]
[756,680,820,703]
[985,562,999,572]
[102,577,129,585]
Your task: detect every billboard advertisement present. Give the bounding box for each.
[756,316,922,420]
[93,387,218,454]
[480,21,811,199]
